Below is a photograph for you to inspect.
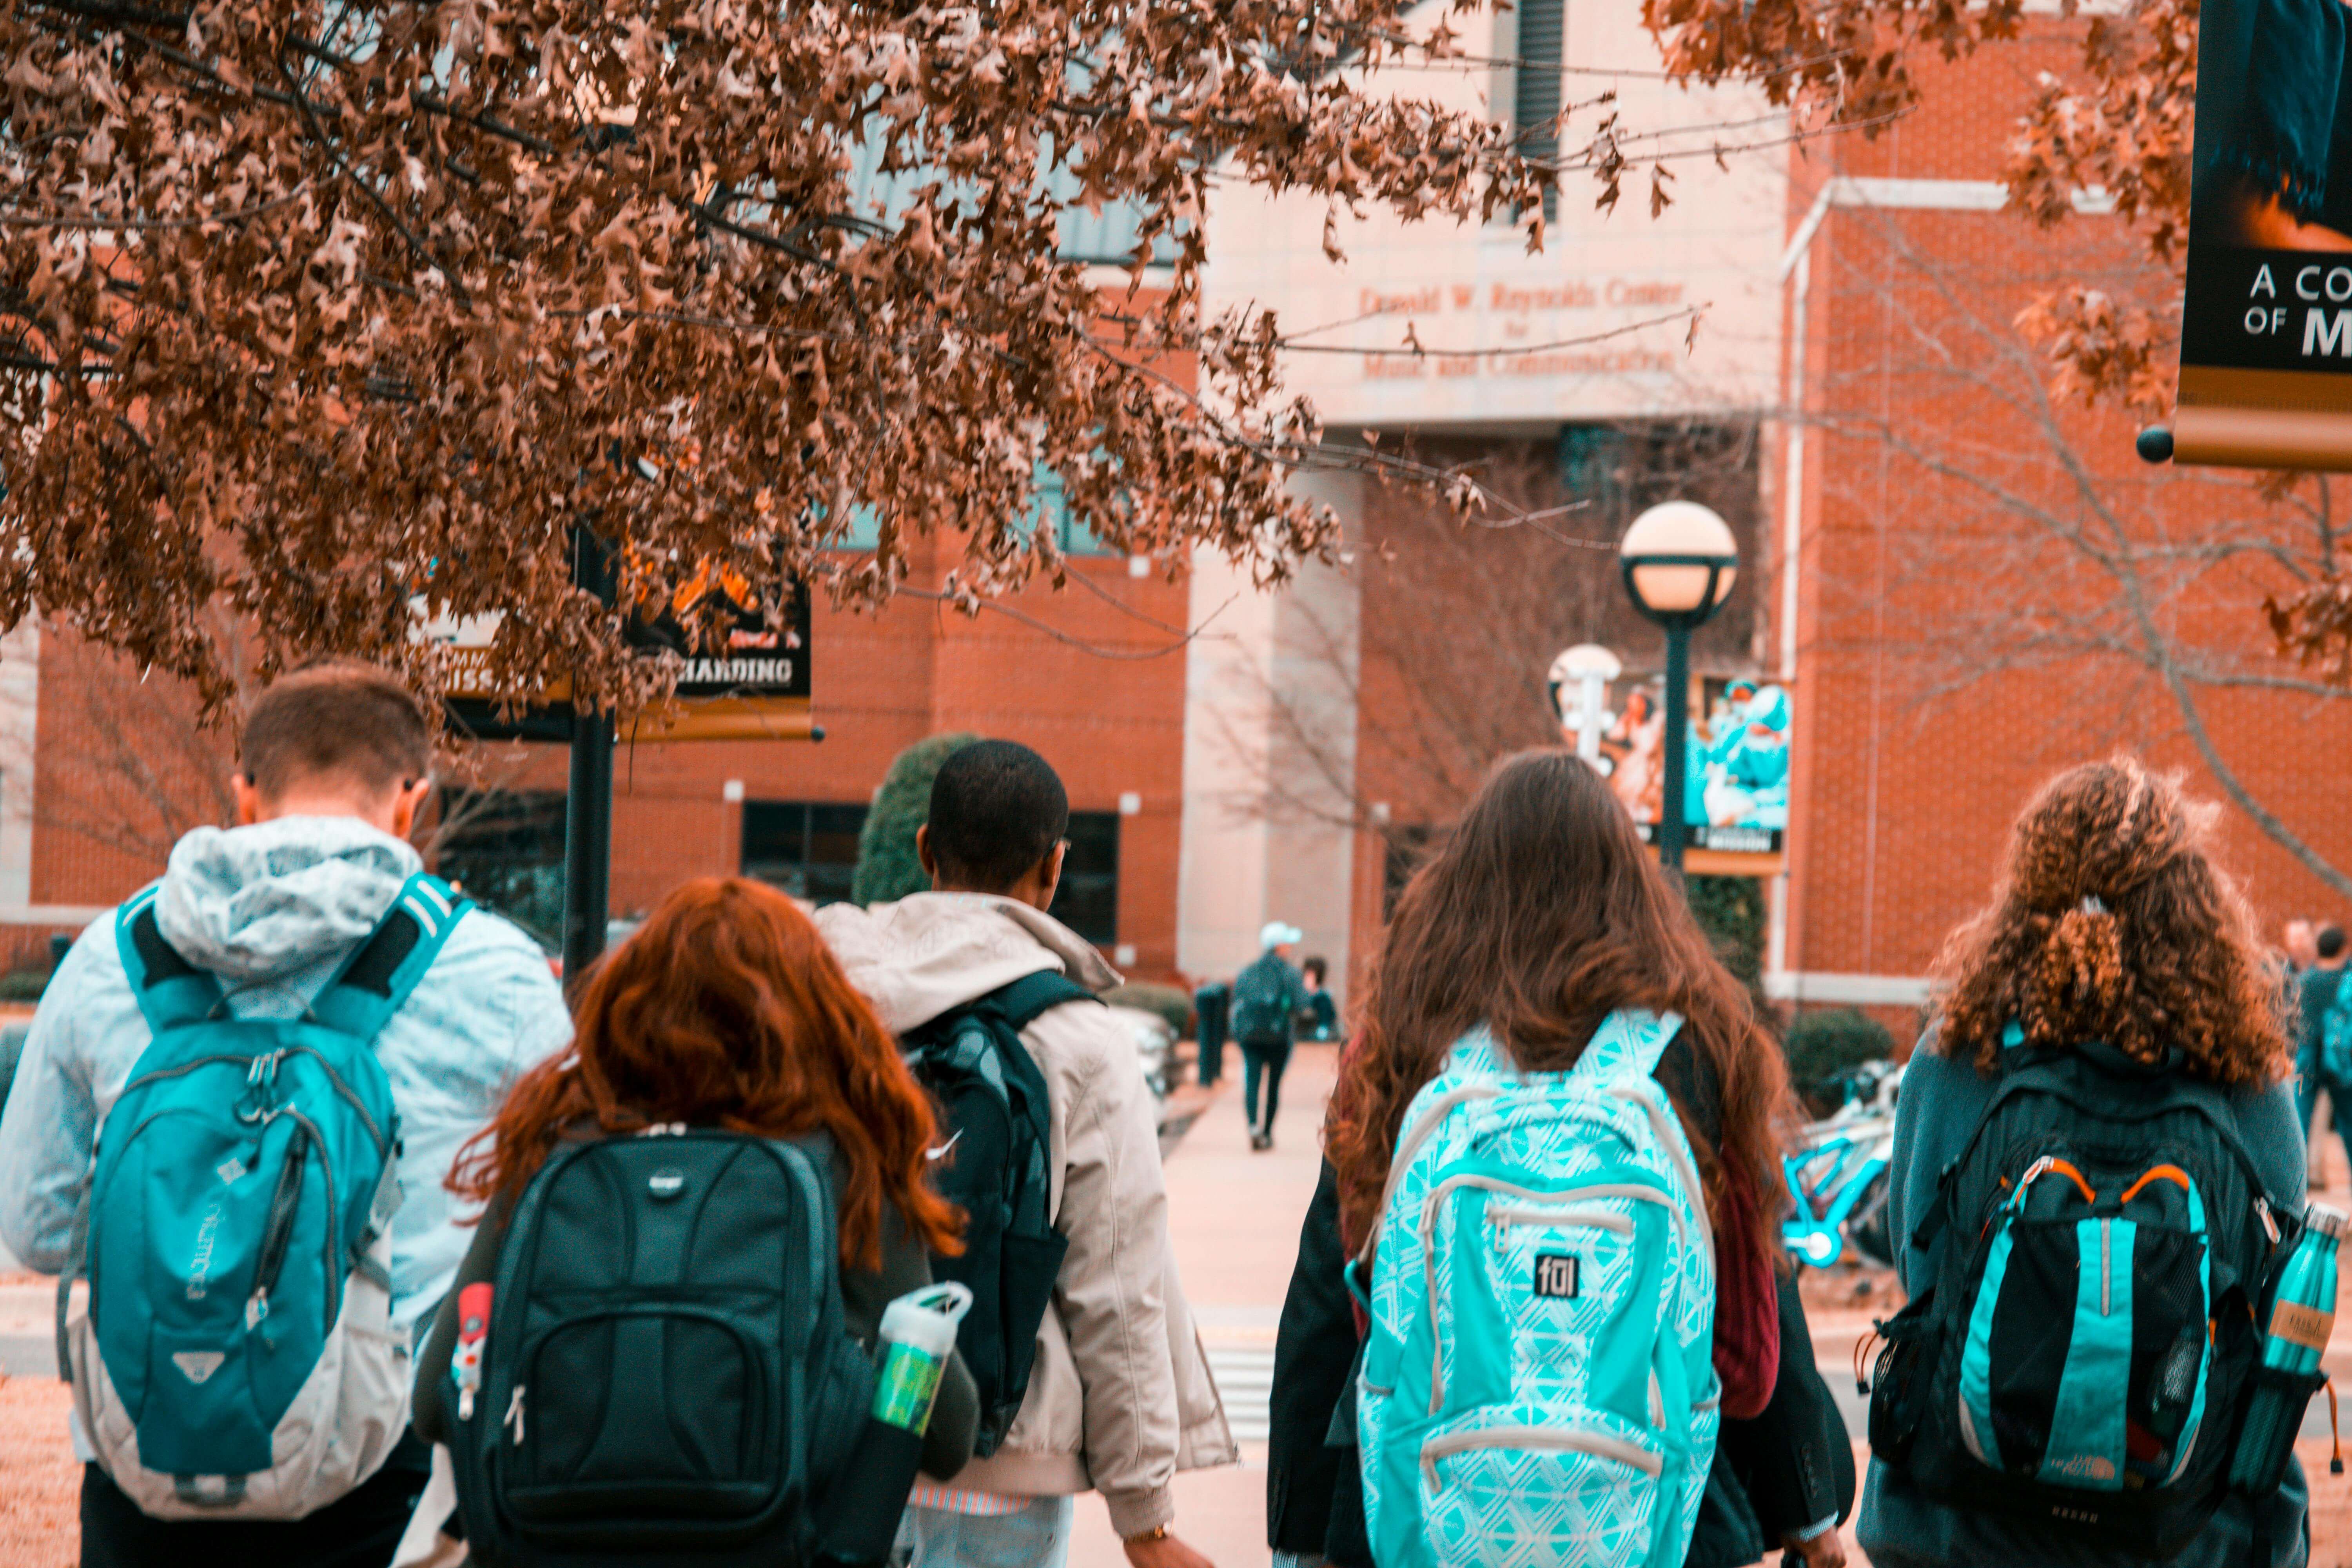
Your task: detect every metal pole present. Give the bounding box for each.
[1659,621,1690,873]
[563,528,615,980]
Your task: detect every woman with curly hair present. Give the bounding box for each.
[1858,759,2309,1568]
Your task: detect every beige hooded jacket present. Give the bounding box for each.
[814,892,1235,1537]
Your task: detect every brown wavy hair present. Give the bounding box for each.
[1935,759,2288,1086]
[450,877,962,1267]
[1326,750,1793,1272]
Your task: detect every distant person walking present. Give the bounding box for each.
[818,740,1233,1568]
[0,661,572,1568]
[1231,923,1312,1151]
[2298,922,2352,1188]
[1859,759,2309,1568]
[1298,956,1339,1042]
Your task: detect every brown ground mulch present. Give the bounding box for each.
[0,1374,78,1568]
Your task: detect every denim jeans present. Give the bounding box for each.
[1242,1042,1292,1135]
[894,1497,1076,1568]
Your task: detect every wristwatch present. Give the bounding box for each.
[1125,1526,1171,1545]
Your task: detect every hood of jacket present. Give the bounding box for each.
[153,815,423,984]
[813,891,1120,1034]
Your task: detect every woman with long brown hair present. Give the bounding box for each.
[1269,750,1850,1568]
[410,877,979,1515]
[1857,760,2308,1568]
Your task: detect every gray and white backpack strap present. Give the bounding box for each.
[1585,1009,1715,1258]
[1357,1028,1506,1265]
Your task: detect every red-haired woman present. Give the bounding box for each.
[412,877,977,1477]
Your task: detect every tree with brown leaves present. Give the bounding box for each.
[0,0,1557,720]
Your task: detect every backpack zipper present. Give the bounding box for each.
[246,1122,310,1330]
[2100,1218,2112,1317]
[505,1384,526,1446]
[1419,1422,1664,1489]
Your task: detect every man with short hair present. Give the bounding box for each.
[0,660,572,1567]
[1230,923,1312,1152]
[2298,923,2352,1189]
[817,739,1233,1568]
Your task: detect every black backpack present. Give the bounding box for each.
[1229,955,1294,1049]
[1866,1037,2292,1559]
[900,971,1095,1455]
[449,1131,877,1568]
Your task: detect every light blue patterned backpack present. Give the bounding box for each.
[1357,1011,1718,1568]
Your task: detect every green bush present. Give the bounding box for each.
[1104,982,1194,1038]
[0,967,51,1002]
[851,732,978,906]
[1687,875,1766,988]
[1786,1007,1896,1111]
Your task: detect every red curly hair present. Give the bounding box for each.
[450,876,962,1268]
[1936,759,2289,1086]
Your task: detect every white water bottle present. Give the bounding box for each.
[871,1282,972,1434]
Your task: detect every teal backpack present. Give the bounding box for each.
[59,873,468,1518]
[1356,1011,1717,1568]
[2321,974,2352,1084]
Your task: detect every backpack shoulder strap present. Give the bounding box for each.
[307,873,473,1044]
[114,885,226,1036]
[985,968,1100,1031]
[1569,1008,1684,1086]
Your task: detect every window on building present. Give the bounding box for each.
[1515,0,1563,224]
[1048,811,1120,945]
[742,800,870,905]
[436,789,567,951]
[824,468,1114,555]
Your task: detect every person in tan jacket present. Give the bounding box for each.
[816,740,1234,1568]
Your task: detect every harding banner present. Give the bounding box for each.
[434,570,813,742]
[2178,0,2352,465]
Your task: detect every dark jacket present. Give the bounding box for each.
[1857,1042,2310,1568]
[2296,964,2347,1117]
[416,1163,981,1482]
[1268,1031,1854,1566]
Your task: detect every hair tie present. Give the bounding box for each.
[2080,895,2107,916]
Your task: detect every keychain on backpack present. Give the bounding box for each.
[454,1283,493,1421]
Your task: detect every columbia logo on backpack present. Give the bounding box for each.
[58,873,468,1519]
[1357,1009,1719,1568]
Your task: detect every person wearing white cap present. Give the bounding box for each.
[1230,922,1313,1150]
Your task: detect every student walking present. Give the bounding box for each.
[2296,923,2350,1186]
[0,662,572,1568]
[1298,957,1339,1043]
[1231,924,1312,1151]
[1273,750,1844,1568]
[817,740,1234,1568]
[1858,759,2310,1568]
[410,877,980,1564]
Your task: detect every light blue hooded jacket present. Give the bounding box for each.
[0,816,572,1344]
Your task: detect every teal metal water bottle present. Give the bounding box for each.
[2229,1203,2343,1491]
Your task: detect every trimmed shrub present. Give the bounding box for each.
[851,732,978,906]
[1688,875,1766,988]
[0,967,51,1002]
[1105,982,1194,1039]
[1786,1007,1896,1113]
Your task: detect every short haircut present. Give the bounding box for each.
[926,740,1068,892]
[240,661,432,801]
[2323,926,2348,960]
[1301,956,1328,984]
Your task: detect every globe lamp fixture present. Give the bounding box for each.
[1619,501,1739,628]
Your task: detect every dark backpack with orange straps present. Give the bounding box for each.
[1866,1033,2292,1559]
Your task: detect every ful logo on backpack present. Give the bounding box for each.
[1357,1011,1718,1568]
[60,874,467,1520]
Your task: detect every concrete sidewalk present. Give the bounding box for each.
[1068,1044,1339,1568]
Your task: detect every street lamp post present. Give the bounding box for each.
[1619,502,1739,872]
